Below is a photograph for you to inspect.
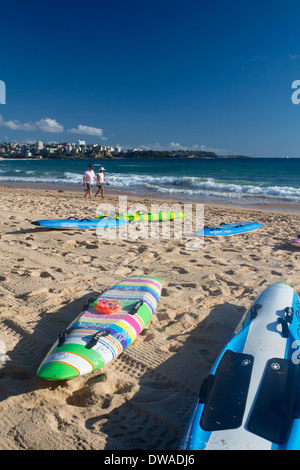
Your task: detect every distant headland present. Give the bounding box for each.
[0,140,252,160]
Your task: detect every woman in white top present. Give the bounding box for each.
[95,167,109,199]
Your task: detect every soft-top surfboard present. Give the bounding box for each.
[95,211,185,222]
[195,222,262,237]
[32,217,129,229]
[32,211,185,230]
[37,276,162,380]
[179,282,300,450]
[290,237,300,248]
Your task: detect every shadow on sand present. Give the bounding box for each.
[0,295,246,450]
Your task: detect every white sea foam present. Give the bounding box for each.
[0,170,299,202]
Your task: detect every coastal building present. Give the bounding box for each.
[0,141,130,159]
[36,141,44,151]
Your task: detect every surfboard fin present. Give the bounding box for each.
[85,330,110,349]
[250,303,262,320]
[277,307,294,338]
[83,297,98,310]
[57,328,73,347]
[129,300,144,315]
[285,306,294,323]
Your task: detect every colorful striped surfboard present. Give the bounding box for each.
[37,276,162,380]
[32,212,185,230]
[290,237,300,247]
[95,211,186,221]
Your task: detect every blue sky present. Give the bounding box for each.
[1,0,300,157]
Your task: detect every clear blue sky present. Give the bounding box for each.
[1,0,300,157]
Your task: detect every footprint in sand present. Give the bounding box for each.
[173,267,189,274]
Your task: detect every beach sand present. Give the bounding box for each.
[0,185,300,450]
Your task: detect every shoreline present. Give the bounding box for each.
[1,180,300,215]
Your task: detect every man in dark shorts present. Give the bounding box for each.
[83,165,97,199]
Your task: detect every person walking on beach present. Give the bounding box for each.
[83,164,97,199]
[95,167,110,199]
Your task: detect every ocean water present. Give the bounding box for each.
[1,157,300,208]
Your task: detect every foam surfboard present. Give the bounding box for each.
[95,211,186,222]
[32,211,185,229]
[179,282,300,450]
[290,237,300,247]
[32,217,129,229]
[195,222,262,237]
[37,276,162,380]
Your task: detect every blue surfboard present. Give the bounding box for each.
[195,222,262,237]
[31,217,129,229]
[179,282,300,450]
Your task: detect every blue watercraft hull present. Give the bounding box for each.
[195,222,262,237]
[179,282,300,450]
[32,217,129,229]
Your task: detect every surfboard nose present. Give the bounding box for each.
[37,361,79,381]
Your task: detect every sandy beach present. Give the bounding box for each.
[0,185,300,450]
